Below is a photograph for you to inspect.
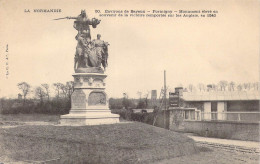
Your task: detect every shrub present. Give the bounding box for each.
[0,98,71,115]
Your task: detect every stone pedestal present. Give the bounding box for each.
[60,72,120,126]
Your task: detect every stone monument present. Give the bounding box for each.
[56,10,120,125]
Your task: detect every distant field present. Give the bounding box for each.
[0,122,198,163]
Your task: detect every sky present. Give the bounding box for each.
[0,0,259,98]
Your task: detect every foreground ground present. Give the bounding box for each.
[0,114,259,164]
[0,114,197,163]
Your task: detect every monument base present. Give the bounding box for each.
[59,112,120,126]
[59,72,120,126]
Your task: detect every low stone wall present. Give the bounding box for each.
[177,120,259,142]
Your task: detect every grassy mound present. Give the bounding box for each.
[0,122,198,163]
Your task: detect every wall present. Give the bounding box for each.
[149,108,260,142]
[168,108,259,141]
[169,109,184,131]
[227,100,259,111]
[178,120,259,142]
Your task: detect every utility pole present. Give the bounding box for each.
[164,70,167,129]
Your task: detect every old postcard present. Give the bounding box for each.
[0,0,259,163]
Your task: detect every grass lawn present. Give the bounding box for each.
[0,122,198,164]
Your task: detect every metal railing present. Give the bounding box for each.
[201,112,260,122]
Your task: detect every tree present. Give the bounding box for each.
[211,84,217,91]
[122,93,130,109]
[123,92,128,99]
[218,80,228,91]
[253,82,259,90]
[60,84,66,98]
[17,82,31,103]
[137,91,142,99]
[35,87,46,103]
[65,81,74,99]
[257,82,260,90]
[237,84,243,91]
[229,81,235,91]
[59,82,74,99]
[207,84,216,91]
[144,91,150,108]
[53,83,63,99]
[197,83,205,92]
[67,81,74,98]
[242,83,251,90]
[41,84,50,101]
[247,83,252,90]
[188,84,194,92]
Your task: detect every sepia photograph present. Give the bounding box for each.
[0,0,259,163]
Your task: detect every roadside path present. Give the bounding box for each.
[153,136,259,164]
[189,135,259,149]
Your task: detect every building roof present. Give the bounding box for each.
[183,90,260,101]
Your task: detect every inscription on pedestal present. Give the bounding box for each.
[71,89,86,108]
[88,92,106,106]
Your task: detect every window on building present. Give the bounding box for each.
[211,102,217,120]
[211,102,217,112]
